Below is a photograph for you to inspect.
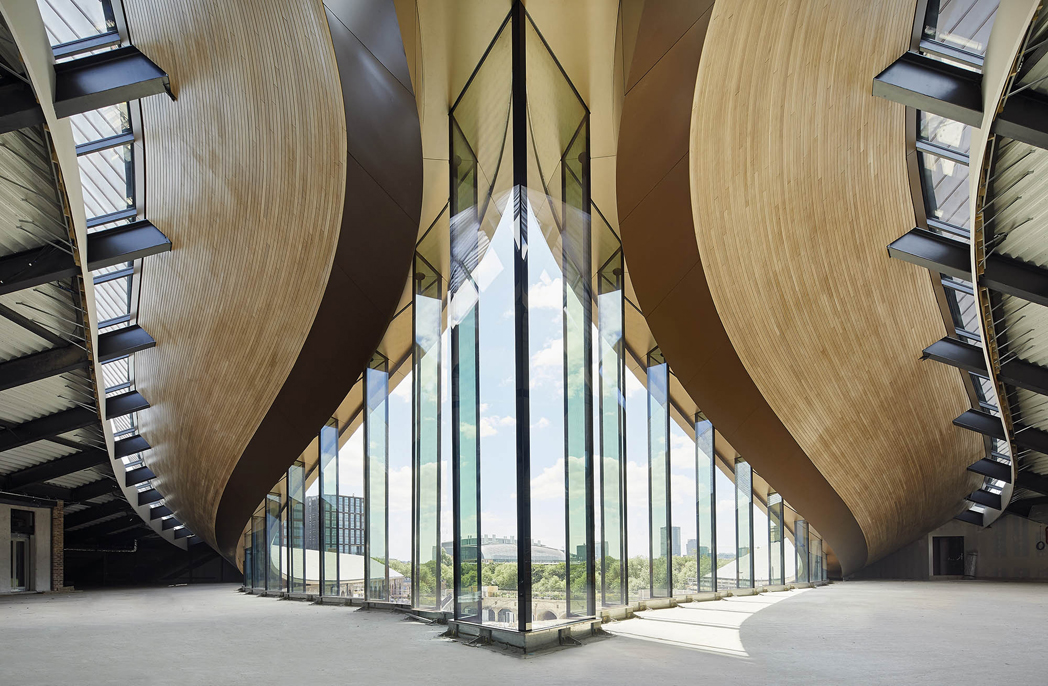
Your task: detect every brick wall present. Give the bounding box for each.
[51,501,64,591]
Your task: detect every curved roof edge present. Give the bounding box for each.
[615,0,868,576]
[214,0,423,559]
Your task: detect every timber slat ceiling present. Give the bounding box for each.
[121,0,347,549]
[690,0,982,562]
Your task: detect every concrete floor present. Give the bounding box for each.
[1,580,1046,685]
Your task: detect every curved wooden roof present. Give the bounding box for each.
[124,0,422,556]
[689,0,982,564]
[617,0,867,576]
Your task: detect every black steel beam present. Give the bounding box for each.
[149,505,173,520]
[105,390,149,420]
[924,337,1048,398]
[87,208,136,229]
[0,345,89,393]
[71,478,119,501]
[0,245,77,297]
[138,488,162,506]
[982,253,1048,309]
[63,499,130,529]
[887,228,971,281]
[953,409,1005,440]
[1,448,108,490]
[87,221,172,271]
[76,131,134,156]
[114,434,149,459]
[968,458,1012,483]
[924,337,986,374]
[124,466,154,487]
[53,45,171,119]
[16,483,72,501]
[174,527,193,539]
[889,229,1048,309]
[66,514,145,542]
[161,516,179,530]
[0,303,69,348]
[967,489,1002,510]
[1017,470,1048,496]
[0,81,46,136]
[0,406,98,453]
[872,51,983,127]
[995,92,1048,151]
[97,325,155,363]
[954,509,983,525]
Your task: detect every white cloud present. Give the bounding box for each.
[531,458,565,501]
[531,417,550,430]
[479,414,515,437]
[529,272,563,311]
[532,336,563,370]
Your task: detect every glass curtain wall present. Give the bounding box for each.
[288,459,305,592]
[671,424,696,595]
[252,505,265,591]
[414,253,443,610]
[695,415,716,592]
[338,426,365,597]
[243,529,253,589]
[448,2,594,631]
[752,487,769,587]
[795,519,809,583]
[735,458,753,589]
[366,353,390,601]
[320,420,339,596]
[266,490,281,591]
[647,349,670,598]
[768,491,785,586]
[596,226,625,608]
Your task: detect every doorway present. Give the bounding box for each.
[932,536,965,576]
[10,535,30,591]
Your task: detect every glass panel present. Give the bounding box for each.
[265,490,281,591]
[287,459,305,593]
[753,486,768,587]
[647,349,669,598]
[735,458,753,589]
[918,112,971,156]
[626,370,648,601]
[252,506,265,590]
[597,239,625,607]
[319,420,339,596]
[365,353,389,601]
[671,423,695,596]
[923,0,999,56]
[338,427,365,597]
[715,463,736,590]
[919,151,970,230]
[795,519,809,583]
[768,492,784,586]
[243,528,252,588]
[695,416,717,592]
[414,254,442,610]
[388,370,411,604]
[303,462,319,593]
[77,143,134,222]
[36,0,114,46]
[69,104,129,146]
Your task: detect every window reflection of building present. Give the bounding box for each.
[305,495,364,555]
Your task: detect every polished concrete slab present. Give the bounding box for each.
[1,580,1046,685]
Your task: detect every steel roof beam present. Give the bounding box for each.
[0,406,98,453]
[53,45,172,119]
[967,489,1002,510]
[71,478,119,501]
[0,245,78,297]
[995,92,1048,151]
[114,434,150,459]
[0,448,108,490]
[0,81,45,136]
[105,390,149,420]
[124,465,155,487]
[968,458,1011,483]
[954,510,983,525]
[87,221,172,271]
[924,337,1048,397]
[63,499,131,529]
[954,409,1048,454]
[887,228,971,281]
[872,51,983,127]
[149,504,173,520]
[98,325,155,363]
[138,488,163,506]
[0,345,88,393]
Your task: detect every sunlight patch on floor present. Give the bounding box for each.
[602,589,810,658]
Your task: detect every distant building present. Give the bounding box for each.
[305,495,365,554]
[660,526,681,557]
[686,538,697,556]
[440,535,565,564]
